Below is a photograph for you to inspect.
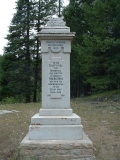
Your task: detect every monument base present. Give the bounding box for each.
[20,133,95,160]
[39,109,73,116]
[29,124,83,140]
[29,113,83,140]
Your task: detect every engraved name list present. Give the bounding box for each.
[47,58,64,98]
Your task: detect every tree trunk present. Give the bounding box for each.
[26,0,31,103]
[33,0,41,102]
[33,40,39,102]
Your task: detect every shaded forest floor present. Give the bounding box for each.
[0,92,120,160]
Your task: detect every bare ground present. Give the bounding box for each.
[0,97,120,160]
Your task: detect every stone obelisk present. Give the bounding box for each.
[20,17,95,160]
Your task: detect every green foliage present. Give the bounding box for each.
[82,0,120,92]
[1,96,24,104]
[0,55,3,101]
[63,0,120,96]
[63,0,95,96]
[0,0,58,103]
[1,0,120,100]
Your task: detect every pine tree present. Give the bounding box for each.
[63,0,120,95]
[63,0,94,97]
[2,0,58,102]
[32,0,57,102]
[4,0,37,102]
[82,0,120,92]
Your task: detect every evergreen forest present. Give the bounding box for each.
[0,0,120,103]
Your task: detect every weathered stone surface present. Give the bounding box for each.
[0,110,20,115]
[57,149,69,155]
[39,109,73,116]
[33,149,46,156]
[47,17,66,27]
[86,156,96,160]
[46,143,60,150]
[31,113,81,125]
[37,17,75,114]
[70,149,82,156]
[20,144,37,149]
[29,125,83,140]
[73,134,93,149]
[60,143,73,149]
[81,149,93,155]
[41,52,71,110]
[20,133,95,160]
[72,159,85,160]
[45,149,56,156]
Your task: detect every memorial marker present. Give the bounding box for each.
[20,17,95,160]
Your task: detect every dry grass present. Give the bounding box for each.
[0,103,40,160]
[0,97,120,160]
[71,98,120,160]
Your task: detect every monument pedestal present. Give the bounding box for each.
[29,113,83,140]
[20,133,95,160]
[20,17,95,160]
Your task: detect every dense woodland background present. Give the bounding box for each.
[0,0,120,103]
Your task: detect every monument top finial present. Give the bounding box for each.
[47,17,66,27]
[39,16,72,34]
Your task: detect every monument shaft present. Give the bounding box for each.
[28,18,83,140]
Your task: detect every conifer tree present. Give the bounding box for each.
[2,0,57,102]
[4,0,37,102]
[63,0,120,95]
[82,0,120,92]
[32,0,57,102]
[63,0,94,96]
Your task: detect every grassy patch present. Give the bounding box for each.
[71,97,120,160]
[84,90,120,102]
[0,96,120,160]
[0,103,40,160]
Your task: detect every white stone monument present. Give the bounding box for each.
[20,17,95,160]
